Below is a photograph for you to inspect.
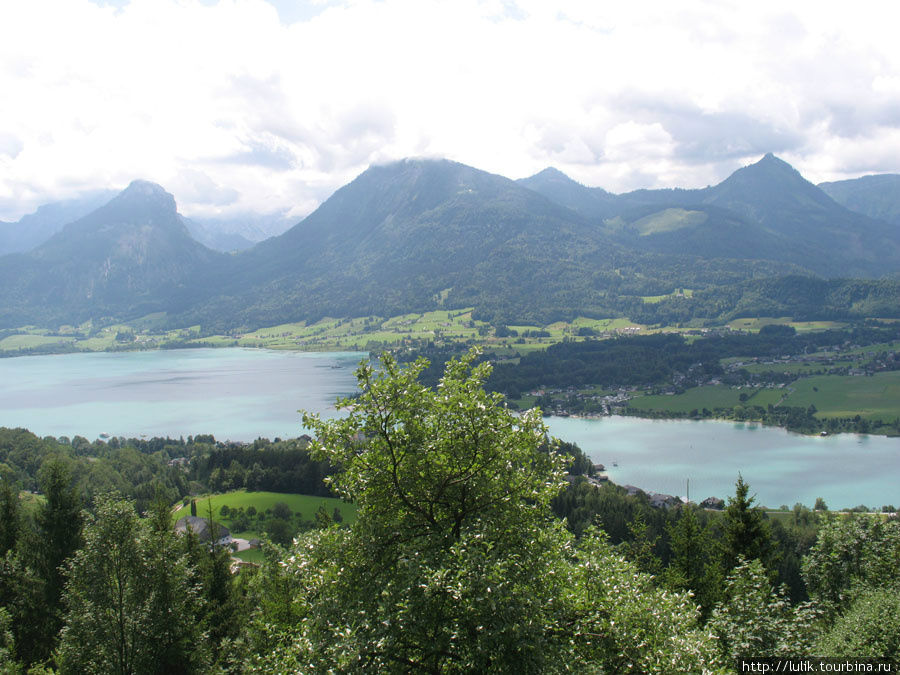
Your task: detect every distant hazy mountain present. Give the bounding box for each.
[187,158,620,326]
[0,181,221,326]
[185,210,297,250]
[517,167,620,220]
[178,158,802,329]
[1,156,897,331]
[183,218,256,252]
[0,190,118,256]
[819,174,900,226]
[520,154,900,277]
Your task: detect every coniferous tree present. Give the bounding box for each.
[20,458,83,663]
[721,475,776,574]
[0,479,19,556]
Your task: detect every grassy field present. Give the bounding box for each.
[726,317,847,333]
[0,334,72,350]
[640,289,694,304]
[3,309,656,356]
[781,372,900,422]
[173,490,356,541]
[629,385,784,413]
[740,361,856,375]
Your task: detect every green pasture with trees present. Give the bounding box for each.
[173,490,356,541]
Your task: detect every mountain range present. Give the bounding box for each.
[1,155,898,330]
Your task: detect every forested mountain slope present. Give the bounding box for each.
[521,154,900,277]
[0,156,898,330]
[820,173,900,226]
[0,181,222,326]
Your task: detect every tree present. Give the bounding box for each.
[708,558,820,661]
[271,501,292,521]
[182,509,244,668]
[663,504,720,610]
[721,475,775,573]
[817,586,900,658]
[17,457,83,663]
[246,350,720,673]
[0,479,20,556]
[56,494,201,674]
[0,607,22,675]
[264,518,293,546]
[802,516,900,612]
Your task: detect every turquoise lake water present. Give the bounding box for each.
[0,347,897,508]
[0,348,366,442]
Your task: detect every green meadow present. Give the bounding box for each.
[726,317,847,333]
[173,490,356,542]
[781,371,900,422]
[629,385,784,414]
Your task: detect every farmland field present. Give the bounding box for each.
[629,385,784,414]
[781,372,900,422]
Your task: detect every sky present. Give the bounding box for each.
[1,0,900,222]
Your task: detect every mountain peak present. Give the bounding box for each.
[718,154,807,192]
[533,167,573,180]
[114,180,177,214]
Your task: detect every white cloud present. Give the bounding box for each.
[1,0,899,220]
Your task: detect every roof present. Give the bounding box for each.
[174,515,230,542]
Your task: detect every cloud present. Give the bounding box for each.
[171,169,240,209]
[0,133,24,159]
[1,0,900,219]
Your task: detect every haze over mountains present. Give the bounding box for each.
[1,155,899,330]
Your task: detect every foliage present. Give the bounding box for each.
[816,585,900,658]
[247,349,723,673]
[0,606,21,675]
[721,475,776,573]
[708,558,821,660]
[801,516,900,612]
[0,480,19,556]
[56,494,201,674]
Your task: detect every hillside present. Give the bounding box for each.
[0,189,117,256]
[521,154,900,277]
[819,173,900,226]
[1,156,899,331]
[0,181,222,326]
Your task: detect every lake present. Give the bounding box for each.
[0,348,365,442]
[1,347,897,509]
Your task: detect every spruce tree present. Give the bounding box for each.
[722,475,775,573]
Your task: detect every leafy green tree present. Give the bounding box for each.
[663,504,721,610]
[264,518,293,546]
[817,586,900,658]
[56,494,201,674]
[246,350,721,673]
[0,606,22,674]
[140,494,204,673]
[271,501,292,521]
[182,522,244,668]
[619,510,661,575]
[802,516,900,612]
[708,558,821,661]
